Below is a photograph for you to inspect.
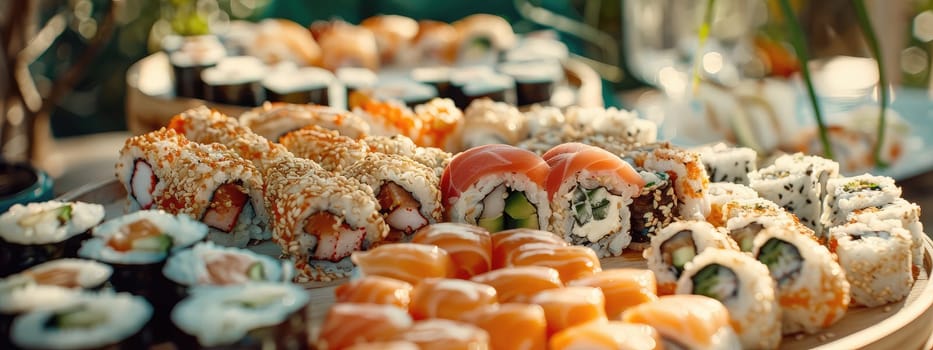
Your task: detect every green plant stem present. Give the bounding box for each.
[853,0,889,169]
[777,0,834,160]
[691,0,717,93]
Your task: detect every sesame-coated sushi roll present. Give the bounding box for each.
[411,223,492,278]
[114,128,188,211]
[749,164,823,235]
[829,220,913,307]
[172,283,310,349]
[752,226,850,334]
[628,170,678,250]
[644,220,736,295]
[622,295,741,350]
[315,22,379,71]
[334,276,413,308]
[162,241,290,290]
[676,248,781,350]
[0,201,104,276]
[441,144,550,233]
[470,266,563,303]
[264,157,388,282]
[543,143,645,257]
[316,303,413,349]
[280,125,368,172]
[849,198,924,266]
[549,322,663,350]
[694,143,757,185]
[564,106,658,146]
[168,106,291,171]
[409,278,498,320]
[459,98,527,150]
[530,286,608,336]
[393,319,491,350]
[568,268,659,319]
[723,204,810,252]
[407,20,458,65]
[239,102,370,141]
[351,243,454,285]
[640,147,710,220]
[706,182,758,227]
[821,174,901,229]
[360,15,418,64]
[773,152,840,200]
[459,303,547,350]
[343,153,443,242]
[11,292,153,350]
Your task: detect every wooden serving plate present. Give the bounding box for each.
[59,179,933,350]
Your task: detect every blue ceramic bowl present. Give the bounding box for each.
[0,163,54,214]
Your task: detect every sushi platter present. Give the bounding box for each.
[55,177,933,350]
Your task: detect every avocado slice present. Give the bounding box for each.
[47,305,107,329]
[230,292,285,309]
[671,246,696,270]
[478,215,504,233]
[247,262,266,281]
[692,264,737,300]
[505,215,538,230]
[503,191,536,219]
[131,235,173,253]
[18,204,73,227]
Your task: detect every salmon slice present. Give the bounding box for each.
[26,267,81,288]
[568,269,659,319]
[351,243,455,285]
[469,266,563,303]
[621,295,733,348]
[334,276,414,309]
[393,319,490,350]
[202,183,249,232]
[305,212,367,262]
[508,245,602,283]
[460,303,547,350]
[541,142,591,161]
[409,278,498,320]
[549,322,663,350]
[107,219,163,252]
[316,303,413,350]
[411,223,492,278]
[530,286,608,336]
[543,143,644,201]
[130,159,157,209]
[490,228,568,269]
[440,144,549,206]
[201,252,259,285]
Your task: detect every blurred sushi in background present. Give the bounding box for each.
[361,15,419,65]
[452,14,516,65]
[239,102,370,141]
[162,241,291,291]
[262,65,334,106]
[0,201,104,277]
[201,56,268,107]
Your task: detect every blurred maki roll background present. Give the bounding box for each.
[411,66,452,99]
[370,79,438,108]
[0,201,105,277]
[498,59,563,107]
[169,35,227,100]
[263,65,334,106]
[338,67,379,109]
[201,56,268,107]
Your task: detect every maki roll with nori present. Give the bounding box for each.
[643,220,736,295]
[627,170,678,250]
[0,201,104,276]
[498,59,562,106]
[172,283,310,349]
[676,248,781,349]
[0,284,82,349]
[829,220,913,307]
[370,79,438,108]
[201,56,268,107]
[0,259,111,291]
[753,226,849,334]
[163,241,291,293]
[452,14,516,65]
[263,66,334,105]
[170,35,226,99]
[411,66,452,99]
[10,291,153,350]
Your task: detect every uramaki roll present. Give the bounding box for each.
[643,220,736,295]
[239,102,370,141]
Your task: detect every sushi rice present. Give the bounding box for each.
[0,201,104,245]
[829,219,913,307]
[78,210,208,264]
[163,241,292,287]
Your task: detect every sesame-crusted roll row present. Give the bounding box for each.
[279,125,368,172]
[263,156,388,282]
[116,127,270,247]
[343,153,443,243]
[240,102,371,141]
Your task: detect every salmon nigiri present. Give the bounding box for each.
[411,223,492,278]
[351,243,454,285]
[529,286,608,336]
[490,228,568,269]
[316,303,413,349]
[409,278,498,320]
[568,268,658,319]
[549,321,663,350]
[543,143,644,258]
[507,245,602,283]
[440,144,551,233]
[334,276,414,308]
[621,295,740,350]
[460,303,547,350]
[469,266,563,303]
[394,319,491,350]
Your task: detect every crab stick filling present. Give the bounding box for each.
[130,159,157,209]
[202,182,249,233]
[303,212,366,262]
[377,182,428,238]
